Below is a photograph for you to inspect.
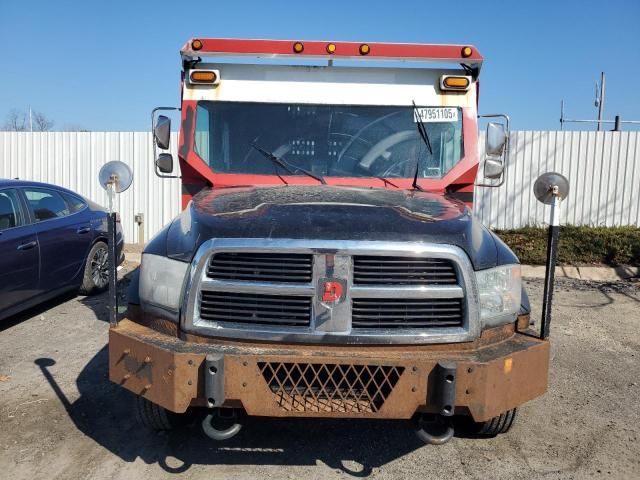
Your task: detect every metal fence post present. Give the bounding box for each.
[108,212,118,327]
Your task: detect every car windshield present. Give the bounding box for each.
[194,101,464,179]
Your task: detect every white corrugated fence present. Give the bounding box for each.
[1,131,639,242]
[0,132,181,243]
[475,131,640,229]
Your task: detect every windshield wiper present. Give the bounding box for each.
[411,101,433,192]
[250,142,291,185]
[250,142,326,185]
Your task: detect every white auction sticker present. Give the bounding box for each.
[414,107,459,123]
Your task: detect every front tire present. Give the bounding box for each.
[79,241,109,295]
[472,408,518,436]
[134,396,190,431]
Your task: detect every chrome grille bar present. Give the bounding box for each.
[350,285,463,299]
[200,279,314,296]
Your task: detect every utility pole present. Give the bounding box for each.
[595,72,605,131]
[28,105,33,132]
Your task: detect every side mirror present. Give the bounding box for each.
[484,158,504,179]
[156,153,173,174]
[477,114,510,187]
[154,115,171,150]
[485,122,507,157]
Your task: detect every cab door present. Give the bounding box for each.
[0,188,39,313]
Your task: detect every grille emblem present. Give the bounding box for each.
[321,281,344,303]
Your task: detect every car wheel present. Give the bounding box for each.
[79,241,109,295]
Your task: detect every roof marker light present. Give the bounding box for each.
[326,43,336,54]
[191,39,203,51]
[293,42,304,53]
[461,46,472,58]
[359,44,370,55]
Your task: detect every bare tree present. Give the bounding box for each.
[32,111,54,131]
[3,109,55,131]
[3,109,27,131]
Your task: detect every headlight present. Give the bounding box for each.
[475,264,521,328]
[139,254,189,312]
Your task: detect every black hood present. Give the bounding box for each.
[147,185,517,270]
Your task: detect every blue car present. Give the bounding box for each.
[0,179,124,321]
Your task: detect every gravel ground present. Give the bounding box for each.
[0,268,639,480]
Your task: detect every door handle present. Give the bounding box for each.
[17,241,37,251]
[76,227,91,234]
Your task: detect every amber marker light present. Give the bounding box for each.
[443,76,470,89]
[190,71,217,83]
[326,43,336,54]
[461,46,473,58]
[191,39,203,51]
[359,44,370,55]
[293,42,304,53]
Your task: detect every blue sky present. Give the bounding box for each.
[1,0,638,131]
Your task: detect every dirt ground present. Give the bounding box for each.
[0,266,639,480]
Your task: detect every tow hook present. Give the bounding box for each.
[201,354,242,440]
[414,414,454,445]
[415,361,457,445]
[202,409,243,441]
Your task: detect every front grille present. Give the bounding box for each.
[353,256,457,285]
[199,291,312,327]
[188,240,476,344]
[352,298,464,329]
[259,362,404,413]
[208,252,313,283]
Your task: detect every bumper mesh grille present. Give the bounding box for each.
[352,298,464,329]
[208,252,313,283]
[200,291,312,327]
[258,362,404,413]
[353,256,457,285]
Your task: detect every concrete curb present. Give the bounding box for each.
[521,265,639,281]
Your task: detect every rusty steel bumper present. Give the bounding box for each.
[109,319,549,422]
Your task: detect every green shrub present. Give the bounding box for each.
[494,226,640,266]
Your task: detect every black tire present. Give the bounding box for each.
[473,408,518,436]
[79,241,109,295]
[134,395,190,431]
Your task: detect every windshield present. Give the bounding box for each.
[194,101,464,179]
